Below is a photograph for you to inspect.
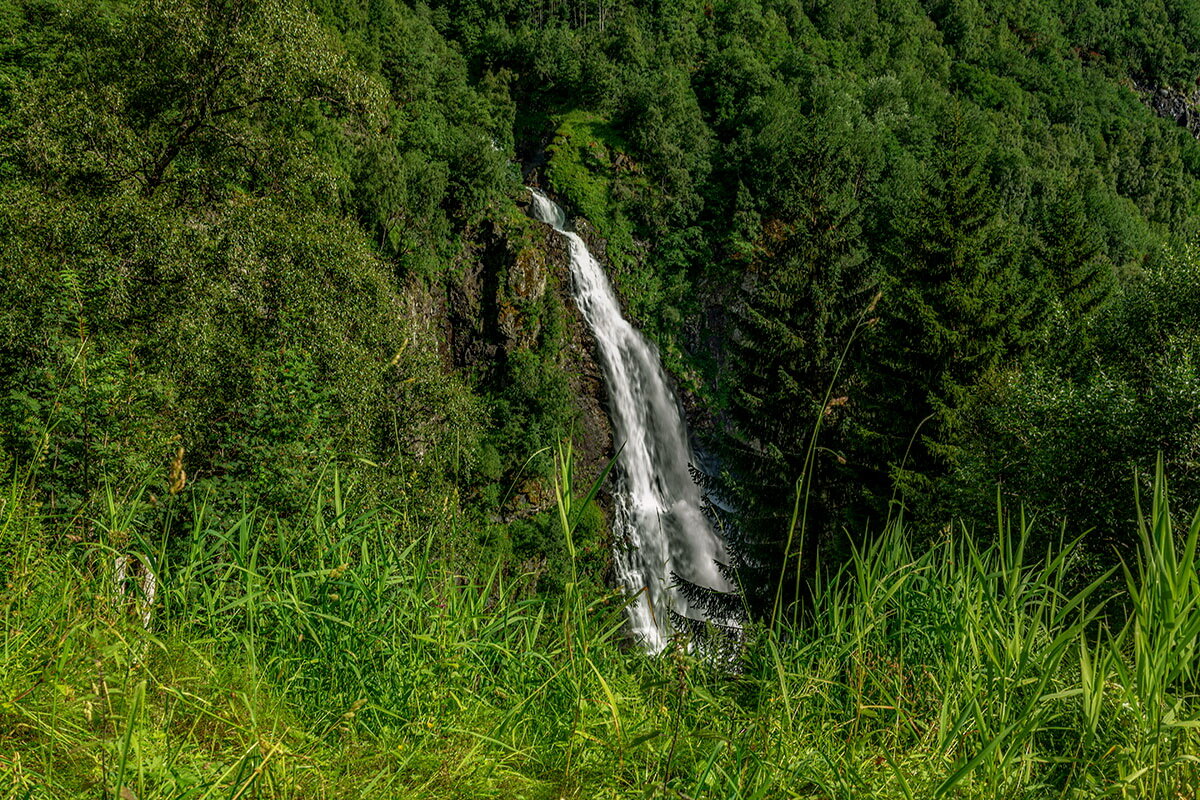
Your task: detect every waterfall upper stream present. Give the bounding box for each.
[528,188,732,652]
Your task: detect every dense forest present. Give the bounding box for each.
[3,0,1200,796]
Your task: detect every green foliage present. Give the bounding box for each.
[546,110,639,245]
[428,0,1200,585]
[0,0,566,541]
[5,4,1200,796]
[3,468,1200,797]
[345,0,518,275]
[10,0,378,203]
[944,246,1200,560]
[0,182,490,519]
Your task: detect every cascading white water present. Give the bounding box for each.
[528,188,732,652]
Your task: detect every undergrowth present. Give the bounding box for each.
[1,457,1199,798]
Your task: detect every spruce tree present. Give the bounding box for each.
[854,101,1043,523]
[704,95,883,621]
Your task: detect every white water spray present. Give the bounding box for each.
[528,188,733,652]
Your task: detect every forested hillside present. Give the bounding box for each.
[3,0,1200,796]
[418,0,1200,601]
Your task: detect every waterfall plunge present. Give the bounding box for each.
[528,188,733,652]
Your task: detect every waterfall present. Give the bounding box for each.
[527,188,733,652]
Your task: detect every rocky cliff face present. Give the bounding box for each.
[443,202,613,514]
[1135,78,1200,137]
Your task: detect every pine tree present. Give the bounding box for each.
[1034,176,1114,324]
[853,101,1043,522]
[701,94,883,622]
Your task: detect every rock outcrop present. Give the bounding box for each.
[1135,78,1200,138]
[443,201,614,514]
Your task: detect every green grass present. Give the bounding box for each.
[544,110,652,293]
[542,111,696,376]
[2,458,1200,798]
[545,111,642,245]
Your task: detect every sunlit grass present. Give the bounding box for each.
[1,458,1199,798]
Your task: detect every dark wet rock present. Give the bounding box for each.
[445,204,614,506]
[1134,77,1200,137]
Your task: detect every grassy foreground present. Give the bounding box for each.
[2,462,1200,799]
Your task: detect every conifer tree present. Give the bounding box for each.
[854,101,1043,520]
[705,95,882,620]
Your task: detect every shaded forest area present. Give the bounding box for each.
[5,0,1200,610]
